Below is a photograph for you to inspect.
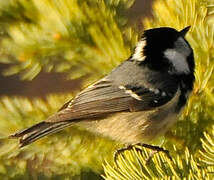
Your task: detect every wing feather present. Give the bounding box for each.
[46,78,178,122]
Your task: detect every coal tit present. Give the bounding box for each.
[10,27,195,150]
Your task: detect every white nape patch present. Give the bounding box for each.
[119,86,142,100]
[132,39,146,61]
[164,49,190,74]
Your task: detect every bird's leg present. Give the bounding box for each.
[114,143,172,164]
[134,143,172,162]
[114,144,134,162]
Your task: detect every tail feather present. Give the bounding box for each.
[9,121,73,148]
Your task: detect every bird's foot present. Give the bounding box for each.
[114,144,134,163]
[135,143,172,162]
[114,143,172,165]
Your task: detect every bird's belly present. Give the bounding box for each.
[78,89,182,144]
[78,110,180,144]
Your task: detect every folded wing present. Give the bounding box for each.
[46,78,178,122]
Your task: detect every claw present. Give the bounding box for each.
[114,145,133,163]
[135,143,172,162]
[113,143,172,166]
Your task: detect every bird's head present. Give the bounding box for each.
[132,27,195,76]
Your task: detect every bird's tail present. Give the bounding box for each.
[9,121,73,148]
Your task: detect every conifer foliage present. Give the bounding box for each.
[104,0,214,179]
[0,0,135,179]
[0,0,213,179]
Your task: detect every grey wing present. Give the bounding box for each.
[46,78,178,122]
[46,79,132,122]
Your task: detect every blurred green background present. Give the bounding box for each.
[0,0,213,179]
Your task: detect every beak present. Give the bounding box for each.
[179,26,191,37]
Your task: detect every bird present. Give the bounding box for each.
[9,27,195,154]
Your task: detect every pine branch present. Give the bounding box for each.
[0,95,116,179]
[103,0,214,179]
[0,0,213,179]
[0,0,135,179]
[199,125,214,166]
[143,0,214,151]
[0,0,137,82]
[103,126,214,180]
[103,146,214,180]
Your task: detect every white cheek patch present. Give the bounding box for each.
[132,39,146,61]
[164,37,192,74]
[176,37,191,57]
[164,48,190,74]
